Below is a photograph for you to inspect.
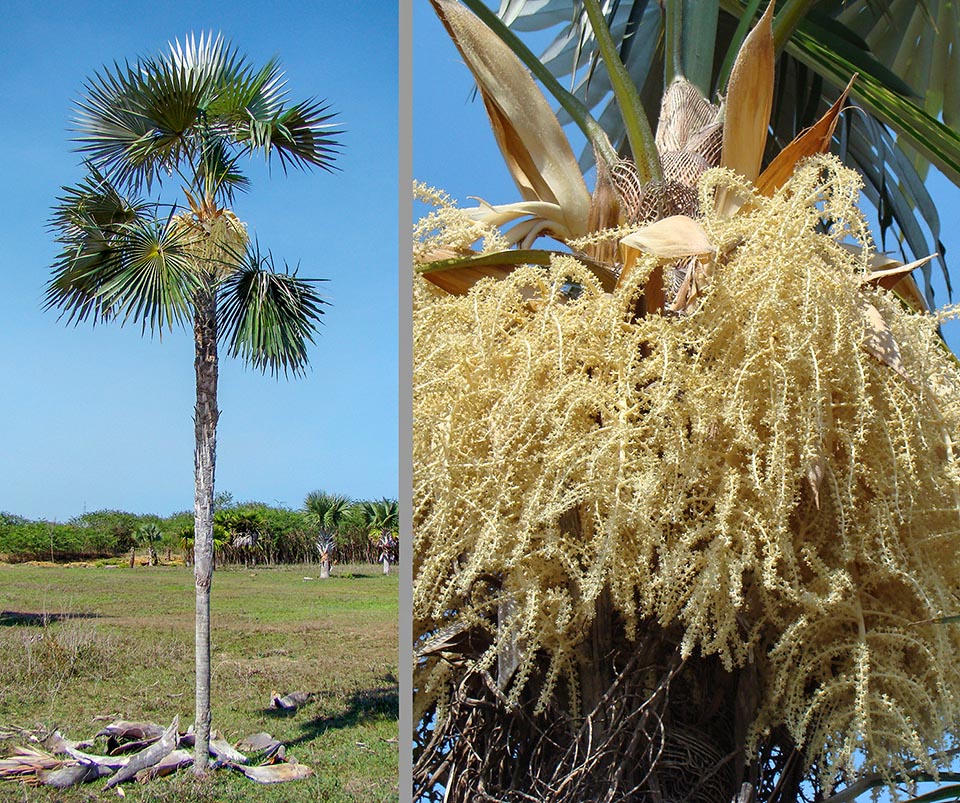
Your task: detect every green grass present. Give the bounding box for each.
[0,563,398,802]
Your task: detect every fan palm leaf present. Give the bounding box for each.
[74,31,342,199]
[75,53,214,193]
[363,498,399,535]
[218,244,328,377]
[304,491,353,532]
[47,172,199,332]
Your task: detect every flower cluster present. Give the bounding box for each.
[414,157,960,788]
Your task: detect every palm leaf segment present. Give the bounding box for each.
[48,32,341,370]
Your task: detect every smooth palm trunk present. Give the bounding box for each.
[192,286,219,773]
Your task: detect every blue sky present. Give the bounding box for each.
[1,1,398,521]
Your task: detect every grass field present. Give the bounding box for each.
[0,563,398,802]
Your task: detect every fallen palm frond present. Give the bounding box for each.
[238,761,315,784]
[103,717,178,789]
[0,746,65,784]
[271,689,313,711]
[135,748,192,782]
[0,716,313,789]
[96,720,165,744]
[236,732,286,762]
[40,761,110,789]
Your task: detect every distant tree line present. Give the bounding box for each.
[0,491,398,570]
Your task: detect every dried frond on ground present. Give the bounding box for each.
[414,157,960,796]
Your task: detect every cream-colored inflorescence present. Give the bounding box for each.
[414,156,960,787]
[170,208,248,277]
[413,182,509,264]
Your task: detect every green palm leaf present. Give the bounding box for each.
[207,54,287,121]
[786,18,960,186]
[73,32,342,198]
[49,163,148,232]
[218,244,328,377]
[47,171,199,332]
[304,491,353,532]
[75,51,213,192]
[260,97,343,173]
[357,498,399,536]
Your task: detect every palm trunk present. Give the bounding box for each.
[192,284,219,774]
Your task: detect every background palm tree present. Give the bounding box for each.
[46,32,340,772]
[304,490,353,578]
[135,522,163,566]
[357,498,399,574]
[215,508,264,567]
[178,525,195,567]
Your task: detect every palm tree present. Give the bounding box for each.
[304,490,352,578]
[178,525,195,567]
[216,509,264,567]
[358,498,398,574]
[135,522,163,566]
[414,3,960,802]
[46,33,340,773]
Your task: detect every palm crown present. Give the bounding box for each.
[47,32,342,375]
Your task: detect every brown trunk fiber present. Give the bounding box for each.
[577,588,614,725]
[192,284,219,774]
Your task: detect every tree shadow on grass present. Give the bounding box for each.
[0,611,101,627]
[276,676,399,748]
